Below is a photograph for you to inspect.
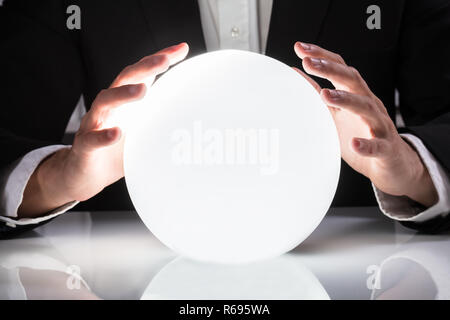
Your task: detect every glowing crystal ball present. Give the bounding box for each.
[124,50,340,264]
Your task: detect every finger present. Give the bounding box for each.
[77,127,122,152]
[294,42,346,65]
[93,84,146,110]
[112,42,189,87]
[111,54,170,87]
[292,68,341,115]
[351,137,390,158]
[152,42,189,65]
[321,89,386,132]
[303,57,370,94]
[292,67,321,93]
[321,89,381,124]
[82,84,146,130]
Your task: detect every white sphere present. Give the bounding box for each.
[124,50,340,264]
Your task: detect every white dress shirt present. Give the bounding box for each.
[1,0,450,227]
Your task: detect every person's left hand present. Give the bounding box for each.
[293,42,438,207]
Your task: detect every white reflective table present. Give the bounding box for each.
[1,207,449,300]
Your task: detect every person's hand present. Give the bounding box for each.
[18,43,189,218]
[293,42,438,207]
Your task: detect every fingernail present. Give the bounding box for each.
[129,84,140,95]
[106,129,116,140]
[299,42,311,51]
[328,90,342,100]
[355,139,365,150]
[310,58,323,68]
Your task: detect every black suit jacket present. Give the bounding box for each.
[1,0,450,235]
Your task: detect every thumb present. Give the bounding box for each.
[75,127,122,153]
[351,137,389,158]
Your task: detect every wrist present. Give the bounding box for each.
[403,143,439,208]
[18,148,75,218]
[37,148,75,205]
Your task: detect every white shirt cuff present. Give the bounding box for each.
[374,134,450,223]
[0,145,79,227]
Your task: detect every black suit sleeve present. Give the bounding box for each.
[396,0,450,231]
[0,0,84,165]
[0,218,56,240]
[0,0,84,236]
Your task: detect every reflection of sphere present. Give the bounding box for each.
[141,256,329,300]
[124,50,340,264]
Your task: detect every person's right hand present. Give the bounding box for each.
[18,43,189,218]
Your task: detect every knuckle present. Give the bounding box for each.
[365,98,376,113]
[335,53,345,64]
[309,44,319,51]
[349,66,361,80]
[151,54,169,65]
[120,65,132,76]
[377,140,390,155]
[114,73,127,86]
[159,53,170,62]
[98,88,108,97]
[94,89,109,106]
[373,141,383,155]
[348,67,363,85]
[375,97,389,114]
[337,90,347,99]
[383,115,397,132]
[159,54,170,67]
[369,142,376,155]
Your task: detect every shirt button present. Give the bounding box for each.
[231,26,240,38]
